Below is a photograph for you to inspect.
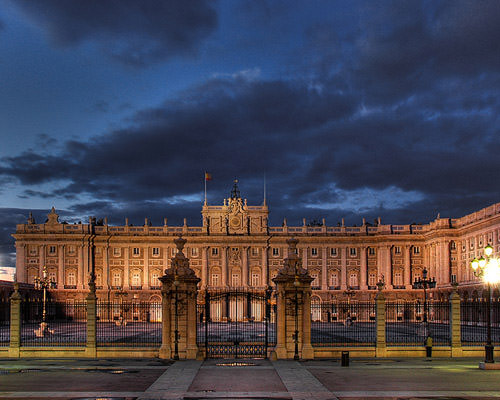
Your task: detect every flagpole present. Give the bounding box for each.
[204,171,207,205]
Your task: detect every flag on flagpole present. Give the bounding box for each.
[205,172,212,181]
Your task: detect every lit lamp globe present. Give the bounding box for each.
[471,258,479,271]
[485,244,494,257]
[484,258,500,285]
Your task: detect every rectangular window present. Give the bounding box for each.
[113,247,121,256]
[350,247,357,256]
[49,246,56,254]
[211,273,219,286]
[272,247,279,257]
[311,248,318,256]
[311,273,319,287]
[330,248,337,256]
[393,272,403,286]
[133,247,140,255]
[152,247,160,256]
[29,246,37,256]
[368,247,375,255]
[368,273,376,286]
[191,247,199,257]
[231,274,240,287]
[349,273,358,287]
[394,246,401,254]
[211,247,219,256]
[251,247,259,256]
[413,246,421,254]
[329,273,338,287]
[251,273,260,287]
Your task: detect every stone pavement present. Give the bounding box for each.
[0,357,500,399]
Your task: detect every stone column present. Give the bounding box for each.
[360,246,368,290]
[321,247,328,291]
[103,245,109,290]
[15,244,26,283]
[159,237,200,360]
[450,287,462,357]
[262,246,268,286]
[242,246,249,287]
[221,246,228,287]
[442,241,450,285]
[272,238,314,360]
[404,245,411,288]
[78,245,84,290]
[9,282,21,358]
[375,285,386,357]
[340,246,347,290]
[58,245,65,289]
[86,285,97,358]
[123,247,130,290]
[39,244,45,278]
[201,247,208,289]
[144,246,150,289]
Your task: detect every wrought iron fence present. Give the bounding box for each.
[96,302,161,347]
[386,301,450,346]
[311,301,376,346]
[461,300,500,346]
[197,288,276,358]
[0,298,9,346]
[21,300,87,346]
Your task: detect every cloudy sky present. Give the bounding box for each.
[0,0,499,269]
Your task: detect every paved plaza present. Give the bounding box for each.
[0,357,500,399]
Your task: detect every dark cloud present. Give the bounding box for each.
[9,0,218,67]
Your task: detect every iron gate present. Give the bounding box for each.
[197,288,276,358]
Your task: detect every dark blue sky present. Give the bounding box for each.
[0,0,500,269]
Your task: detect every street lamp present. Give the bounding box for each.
[471,244,500,363]
[343,288,356,326]
[293,274,300,361]
[34,265,56,336]
[412,268,436,351]
[173,274,180,361]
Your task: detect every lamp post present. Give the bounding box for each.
[173,274,180,360]
[343,288,356,326]
[34,265,56,335]
[293,274,300,360]
[471,244,500,363]
[412,268,436,345]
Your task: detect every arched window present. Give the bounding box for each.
[311,272,319,287]
[112,270,122,288]
[251,273,260,287]
[131,270,141,287]
[394,271,403,286]
[329,272,339,287]
[368,273,376,287]
[66,270,76,286]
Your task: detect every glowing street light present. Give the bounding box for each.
[470,244,500,363]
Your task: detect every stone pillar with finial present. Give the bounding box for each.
[86,220,97,358]
[449,282,462,357]
[375,279,387,357]
[272,238,314,360]
[9,277,22,357]
[158,237,200,360]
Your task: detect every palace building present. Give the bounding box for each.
[12,182,500,303]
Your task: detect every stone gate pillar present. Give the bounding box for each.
[159,237,200,360]
[273,238,314,360]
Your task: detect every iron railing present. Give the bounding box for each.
[461,300,500,346]
[0,298,9,346]
[197,288,276,358]
[311,302,376,346]
[96,302,161,347]
[21,300,87,346]
[385,302,450,346]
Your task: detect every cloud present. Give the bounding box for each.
[9,0,218,67]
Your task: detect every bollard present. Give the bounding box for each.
[341,351,349,367]
[425,336,433,358]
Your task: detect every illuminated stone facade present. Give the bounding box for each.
[12,183,500,303]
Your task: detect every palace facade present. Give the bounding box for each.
[12,182,500,303]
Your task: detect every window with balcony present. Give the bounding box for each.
[211,273,220,286]
[329,272,339,288]
[231,273,241,287]
[191,247,199,257]
[349,273,358,287]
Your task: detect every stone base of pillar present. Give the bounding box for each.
[8,347,20,358]
[375,346,387,357]
[451,347,463,357]
[301,344,314,359]
[85,346,97,358]
[159,345,172,359]
[275,345,287,359]
[185,345,198,360]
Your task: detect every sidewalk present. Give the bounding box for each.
[0,357,499,399]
